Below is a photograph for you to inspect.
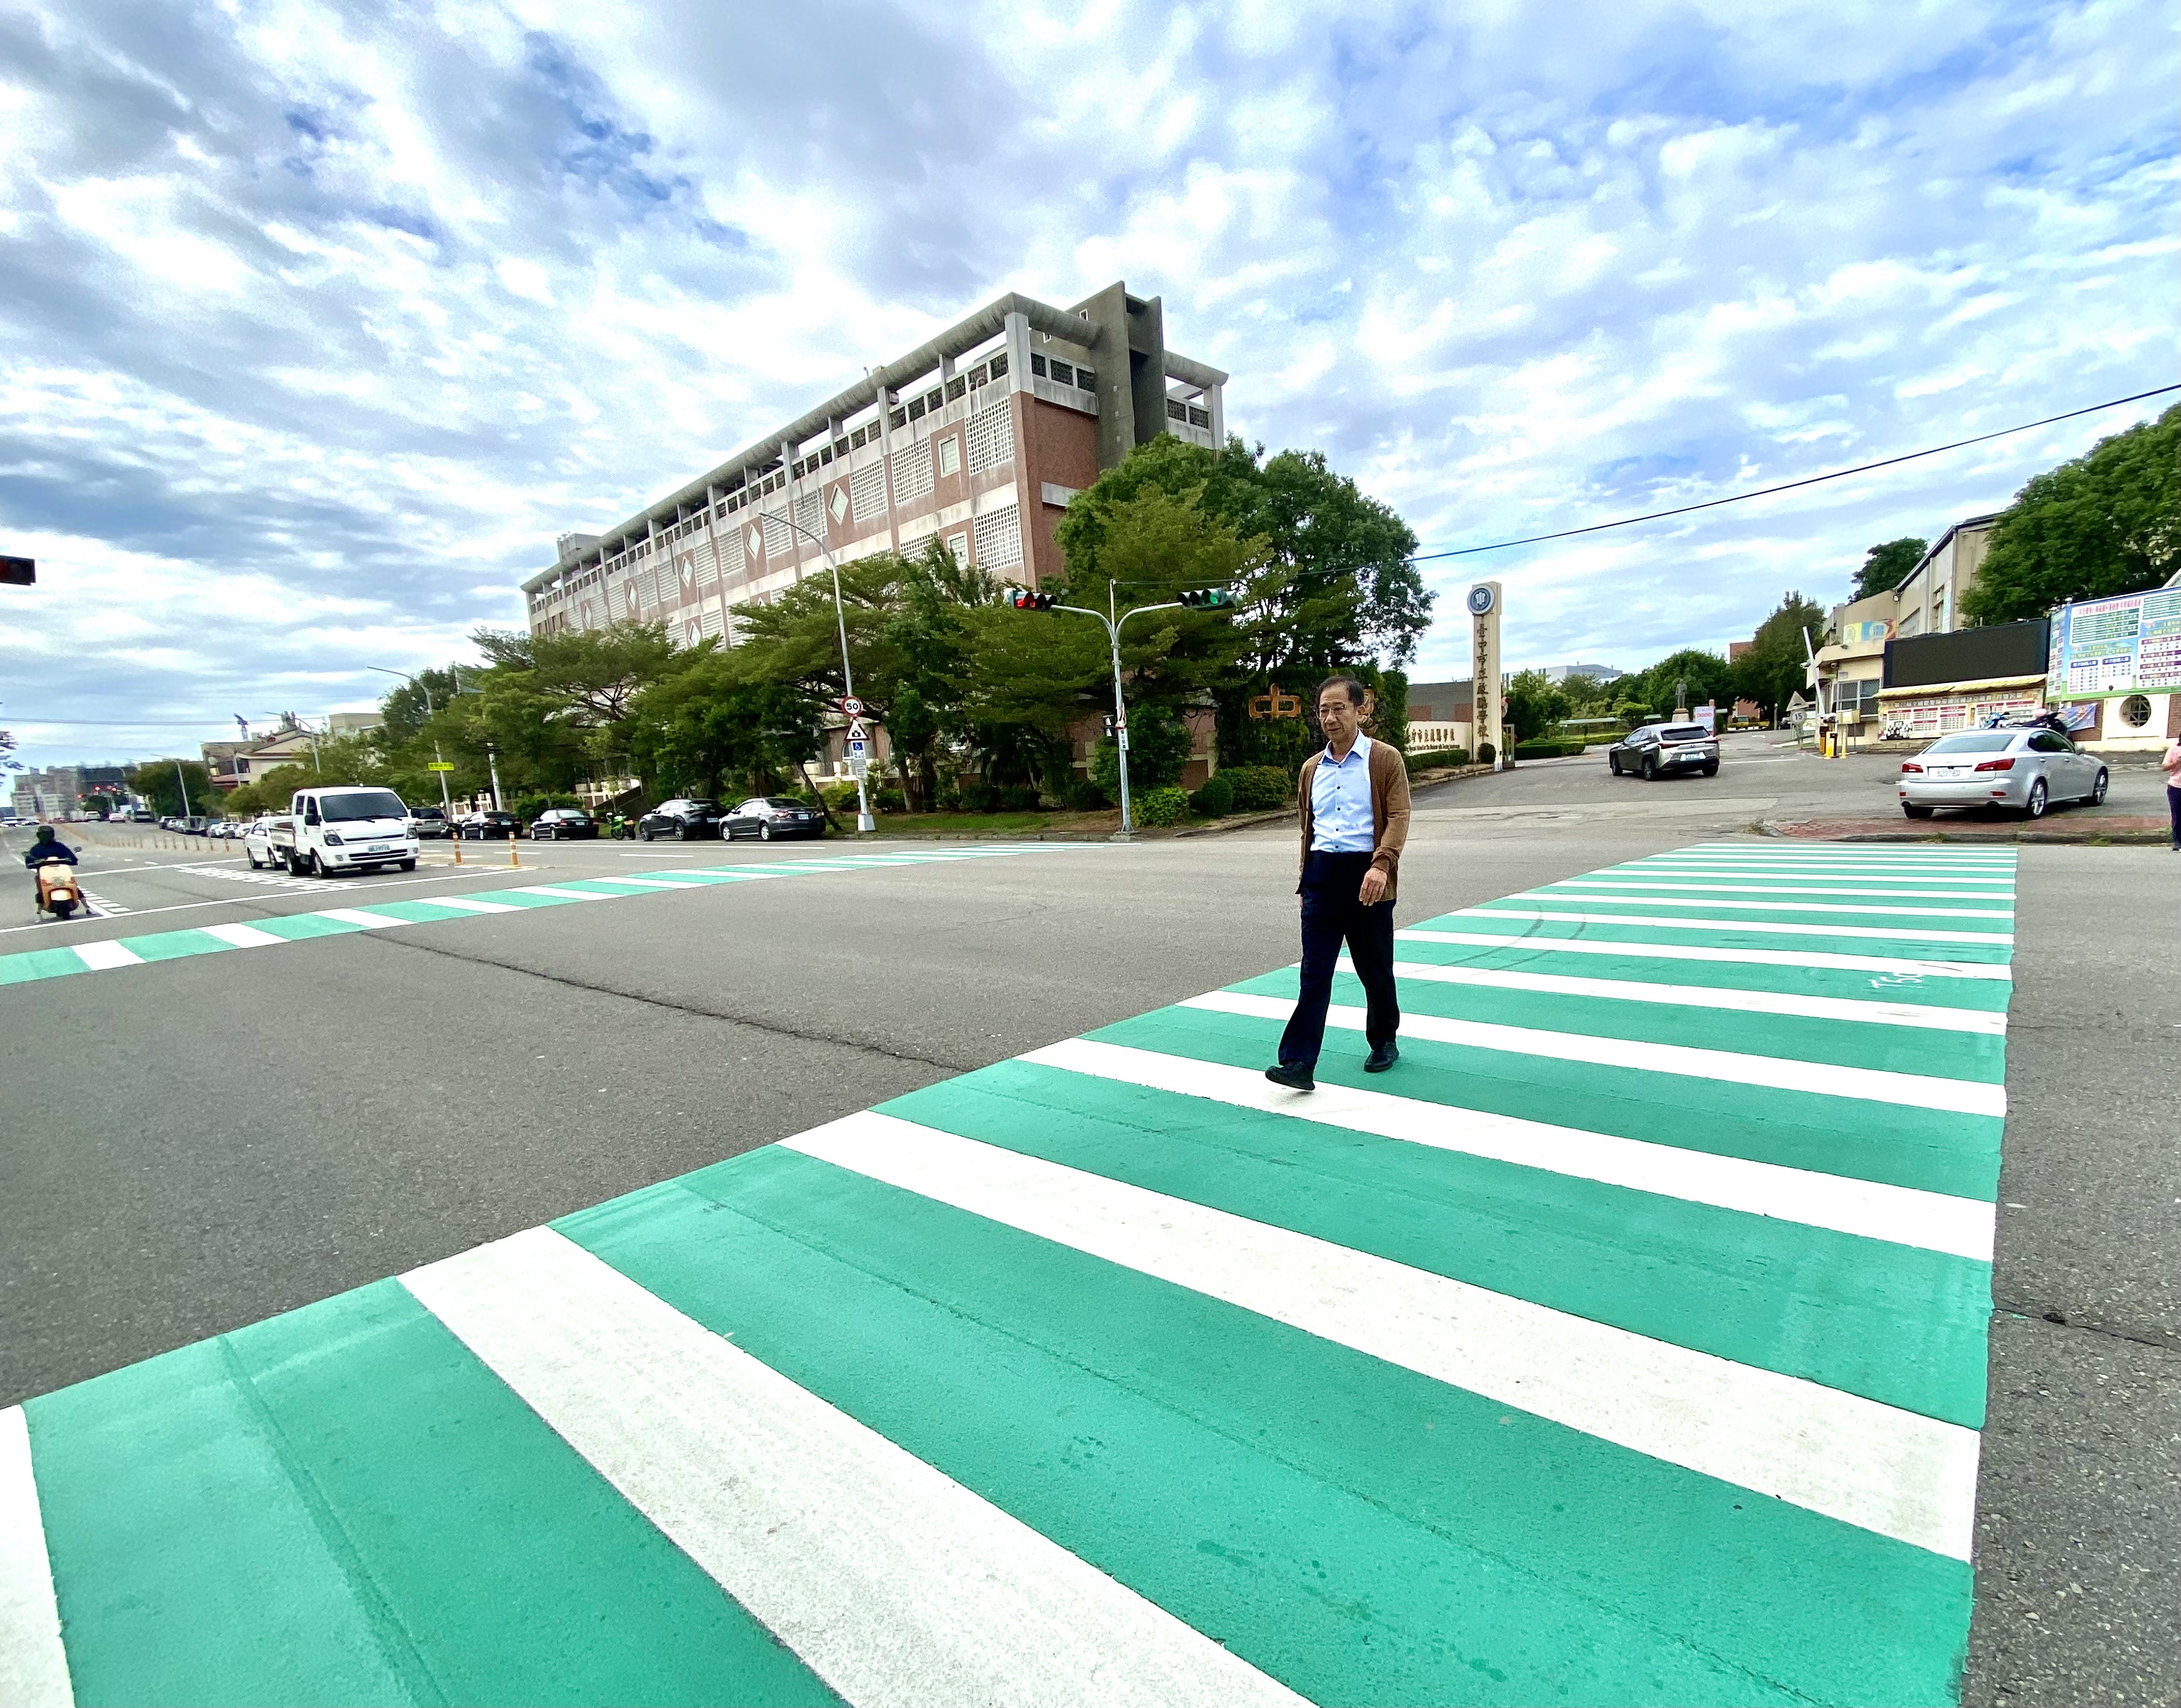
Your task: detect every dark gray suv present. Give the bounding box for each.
[1608,722,1720,780]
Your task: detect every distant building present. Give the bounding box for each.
[10,765,82,819]
[522,283,1229,649]
[328,711,382,736]
[1541,663,1619,683]
[1811,514,2002,732]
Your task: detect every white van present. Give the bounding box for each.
[271,786,420,876]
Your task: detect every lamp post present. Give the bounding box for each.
[367,666,457,829]
[772,513,875,833]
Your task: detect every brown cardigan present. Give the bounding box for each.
[1296,738,1412,901]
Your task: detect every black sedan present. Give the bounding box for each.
[529,808,598,840]
[723,796,825,840]
[637,799,728,841]
[456,810,522,840]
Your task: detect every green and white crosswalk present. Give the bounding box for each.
[0,845,1080,988]
[0,841,2013,1706]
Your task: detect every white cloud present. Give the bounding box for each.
[0,0,2174,771]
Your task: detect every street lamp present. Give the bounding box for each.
[367,666,457,828]
[771,512,875,833]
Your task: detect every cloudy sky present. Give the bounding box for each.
[1,0,2174,769]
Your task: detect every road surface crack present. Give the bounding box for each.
[1991,1299,2180,1353]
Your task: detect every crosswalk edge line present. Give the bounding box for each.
[0,1407,75,1708]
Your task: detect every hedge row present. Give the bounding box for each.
[1403,747,1471,772]
[1512,738,1588,760]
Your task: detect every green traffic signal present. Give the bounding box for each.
[1179,588,1231,608]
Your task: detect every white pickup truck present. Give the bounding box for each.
[271,786,420,877]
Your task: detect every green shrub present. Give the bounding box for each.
[1225,766,1293,811]
[1000,785,1042,811]
[1134,786,1190,827]
[1514,738,1587,760]
[873,787,906,812]
[1404,747,1469,772]
[1189,772,1236,816]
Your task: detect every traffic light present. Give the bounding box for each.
[1010,589,1055,611]
[1178,587,1231,608]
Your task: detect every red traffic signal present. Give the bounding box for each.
[1178,587,1231,608]
[0,556,34,586]
[1011,589,1055,611]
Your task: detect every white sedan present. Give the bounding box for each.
[243,815,290,869]
[1898,727,2107,820]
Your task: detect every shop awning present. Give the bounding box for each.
[1877,674,2046,701]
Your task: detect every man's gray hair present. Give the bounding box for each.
[1315,672,1366,709]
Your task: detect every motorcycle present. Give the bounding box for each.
[31,858,83,921]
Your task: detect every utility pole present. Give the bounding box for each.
[486,742,506,813]
[774,512,874,832]
[174,759,193,820]
[368,666,456,827]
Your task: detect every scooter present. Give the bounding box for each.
[32,859,83,921]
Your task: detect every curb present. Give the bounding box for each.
[1758,817,2169,845]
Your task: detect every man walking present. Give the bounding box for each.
[1266,674,1410,1092]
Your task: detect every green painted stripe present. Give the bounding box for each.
[1489,895,2015,933]
[0,945,97,984]
[248,911,398,941]
[561,1152,1972,1707]
[1390,933,2012,1012]
[1225,965,2006,1082]
[1434,909,2017,963]
[877,1059,1991,1425]
[26,1280,840,1707]
[1091,1002,2002,1199]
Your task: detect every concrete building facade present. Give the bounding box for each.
[1812,514,2001,731]
[522,284,1228,646]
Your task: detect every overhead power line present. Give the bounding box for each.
[1408,383,2181,564]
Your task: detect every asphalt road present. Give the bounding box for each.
[4,730,2173,1706]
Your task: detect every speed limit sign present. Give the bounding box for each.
[842,697,863,716]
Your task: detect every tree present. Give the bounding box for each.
[1501,670,1571,745]
[1732,593,1826,717]
[1636,649,1735,717]
[126,760,213,818]
[1089,703,1194,800]
[1962,404,2180,624]
[626,653,822,799]
[1852,538,1927,601]
[1055,435,1432,668]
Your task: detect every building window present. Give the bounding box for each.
[1050,360,1074,386]
[973,503,1022,570]
[967,363,988,388]
[849,424,869,449]
[966,398,1011,473]
[1188,405,1211,428]
[890,408,907,430]
[937,434,961,478]
[819,446,833,466]
[2120,693,2153,728]
[907,396,926,421]
[923,388,942,413]
[1030,353,1047,377]
[945,376,967,402]
[988,352,1008,379]
[947,531,969,563]
[832,438,849,458]
[851,461,887,523]
[1166,397,1187,421]
[1076,366,1096,390]
[890,443,934,506]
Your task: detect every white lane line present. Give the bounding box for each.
[0,871,491,936]
[314,908,410,930]
[506,885,611,901]
[1473,907,2013,947]
[1514,889,2012,921]
[1181,991,2006,1115]
[1683,843,2015,860]
[1369,958,2006,1035]
[786,1113,1980,1562]
[417,895,525,914]
[1397,928,2013,985]
[404,1228,1305,1708]
[71,939,143,971]
[76,892,127,918]
[1621,862,2017,882]
[1560,879,2015,902]
[593,874,715,889]
[1022,1038,1995,1260]
[200,922,286,948]
[0,1407,73,1708]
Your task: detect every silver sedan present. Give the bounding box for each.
[1897,727,2108,820]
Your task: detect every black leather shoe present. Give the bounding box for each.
[1364,1041,1399,1073]
[1263,1062,1316,1092]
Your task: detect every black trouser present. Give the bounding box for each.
[2168,784,2180,849]
[1279,850,1399,1071]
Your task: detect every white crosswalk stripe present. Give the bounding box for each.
[1395,926,2012,983]
[1464,906,2012,946]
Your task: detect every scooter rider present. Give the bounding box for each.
[23,824,78,903]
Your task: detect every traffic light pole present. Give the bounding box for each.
[1049,588,1188,838]
[775,514,875,833]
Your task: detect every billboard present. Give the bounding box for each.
[1883,618,2048,690]
[2048,586,2181,699]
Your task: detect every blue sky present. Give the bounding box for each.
[1,0,2175,769]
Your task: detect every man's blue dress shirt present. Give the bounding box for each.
[1310,731,1376,852]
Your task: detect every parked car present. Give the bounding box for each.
[637,799,727,840]
[243,815,289,870]
[270,787,420,876]
[1607,722,1719,780]
[408,805,451,839]
[1898,728,2107,820]
[529,807,597,840]
[456,810,522,840]
[723,796,824,841]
